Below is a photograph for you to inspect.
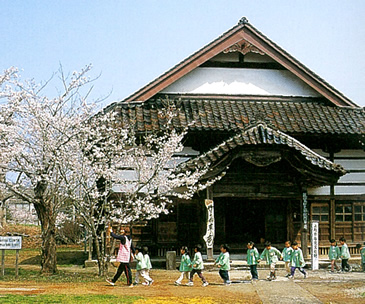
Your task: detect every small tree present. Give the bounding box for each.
[0,65,98,274]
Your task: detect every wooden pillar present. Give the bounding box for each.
[1,249,4,277]
[286,200,291,241]
[330,197,335,240]
[329,150,336,239]
[15,249,19,278]
[301,191,309,258]
[329,151,336,241]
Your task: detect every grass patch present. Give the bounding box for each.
[19,250,87,266]
[1,246,87,266]
[0,294,141,303]
[0,267,105,283]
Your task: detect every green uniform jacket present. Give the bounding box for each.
[260,247,281,264]
[290,248,306,267]
[192,252,204,270]
[247,248,259,265]
[144,254,152,270]
[281,247,293,262]
[135,252,147,270]
[328,245,340,260]
[179,253,192,272]
[340,243,351,260]
[215,252,230,270]
[361,248,365,263]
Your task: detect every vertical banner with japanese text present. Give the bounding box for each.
[203,199,214,249]
[311,221,319,270]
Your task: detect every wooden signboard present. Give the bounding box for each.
[0,236,22,278]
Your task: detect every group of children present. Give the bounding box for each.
[329,237,365,273]
[175,244,209,286]
[133,246,154,286]
[176,240,306,285]
[174,243,232,286]
[108,226,365,287]
[246,241,306,281]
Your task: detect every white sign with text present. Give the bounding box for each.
[311,221,319,270]
[0,236,22,250]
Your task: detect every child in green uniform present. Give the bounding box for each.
[175,246,192,286]
[260,241,281,281]
[134,246,150,285]
[339,237,351,272]
[188,244,208,286]
[328,239,341,272]
[246,241,260,280]
[356,242,365,272]
[142,246,153,285]
[289,241,306,279]
[214,244,231,285]
[280,241,293,277]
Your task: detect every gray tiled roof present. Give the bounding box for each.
[108,97,365,135]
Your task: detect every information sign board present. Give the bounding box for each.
[0,236,22,250]
[311,221,319,270]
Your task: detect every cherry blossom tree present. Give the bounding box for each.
[0,67,224,276]
[0,65,97,274]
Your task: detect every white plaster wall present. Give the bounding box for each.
[308,186,331,196]
[308,149,365,196]
[161,67,321,97]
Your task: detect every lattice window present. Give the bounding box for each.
[335,205,352,222]
[311,205,329,222]
[354,204,365,222]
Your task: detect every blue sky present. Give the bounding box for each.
[1,1,364,107]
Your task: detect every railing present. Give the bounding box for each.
[308,245,362,256]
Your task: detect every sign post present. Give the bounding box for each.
[0,236,22,278]
[310,221,319,270]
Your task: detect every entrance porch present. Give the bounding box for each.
[214,198,299,250]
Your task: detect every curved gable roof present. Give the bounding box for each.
[178,122,346,186]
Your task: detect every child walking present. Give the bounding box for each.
[143,246,154,285]
[280,241,293,277]
[328,239,341,272]
[260,241,281,281]
[246,241,260,280]
[360,243,365,271]
[215,244,231,285]
[134,246,153,286]
[339,237,352,272]
[188,244,209,286]
[175,246,192,286]
[289,241,306,279]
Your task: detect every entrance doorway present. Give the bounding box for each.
[214,198,287,246]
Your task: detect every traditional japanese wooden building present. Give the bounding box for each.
[105,18,365,257]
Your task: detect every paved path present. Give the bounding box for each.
[253,278,322,304]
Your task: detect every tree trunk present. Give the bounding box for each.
[91,224,105,276]
[33,199,58,274]
[40,216,57,274]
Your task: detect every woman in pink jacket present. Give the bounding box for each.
[106,226,135,287]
